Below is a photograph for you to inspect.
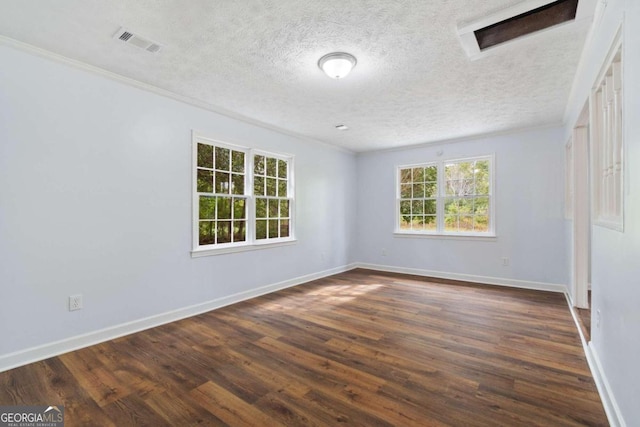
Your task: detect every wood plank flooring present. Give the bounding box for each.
[0,269,608,426]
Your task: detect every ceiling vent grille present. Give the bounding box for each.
[118,31,134,42]
[457,0,591,60]
[113,27,163,54]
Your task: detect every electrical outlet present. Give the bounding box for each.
[502,257,509,266]
[596,309,601,328]
[382,248,387,256]
[69,294,83,311]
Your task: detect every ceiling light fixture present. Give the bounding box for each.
[318,52,357,79]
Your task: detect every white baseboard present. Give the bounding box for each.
[0,262,573,373]
[564,294,625,427]
[2,260,623,424]
[587,344,626,427]
[355,263,567,293]
[0,263,357,373]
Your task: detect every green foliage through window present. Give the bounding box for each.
[398,165,438,232]
[195,140,294,249]
[254,154,291,241]
[196,142,249,246]
[398,158,492,234]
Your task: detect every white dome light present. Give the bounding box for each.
[318,52,357,79]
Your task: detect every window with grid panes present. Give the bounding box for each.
[196,142,248,246]
[399,164,438,231]
[254,154,291,240]
[444,158,490,233]
[397,156,494,236]
[193,136,294,254]
[591,36,623,231]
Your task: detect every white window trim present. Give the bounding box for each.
[191,133,296,257]
[191,239,297,257]
[590,25,623,232]
[393,232,497,241]
[394,154,496,238]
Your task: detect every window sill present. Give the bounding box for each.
[191,238,297,258]
[593,219,623,232]
[393,231,497,241]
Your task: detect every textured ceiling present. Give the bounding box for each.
[0,0,594,152]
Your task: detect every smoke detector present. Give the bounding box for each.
[113,27,163,54]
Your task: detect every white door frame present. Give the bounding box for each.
[572,104,590,309]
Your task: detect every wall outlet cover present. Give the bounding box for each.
[69,295,83,311]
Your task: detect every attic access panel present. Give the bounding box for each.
[456,0,589,59]
[474,0,579,51]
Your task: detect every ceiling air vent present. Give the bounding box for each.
[457,0,589,59]
[118,31,134,42]
[113,27,163,54]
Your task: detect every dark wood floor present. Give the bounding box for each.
[0,269,607,426]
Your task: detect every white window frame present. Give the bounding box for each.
[590,26,623,231]
[252,149,296,245]
[394,154,496,238]
[191,133,295,257]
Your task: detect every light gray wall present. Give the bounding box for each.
[3,6,639,422]
[0,44,356,356]
[354,127,569,287]
[564,0,640,423]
